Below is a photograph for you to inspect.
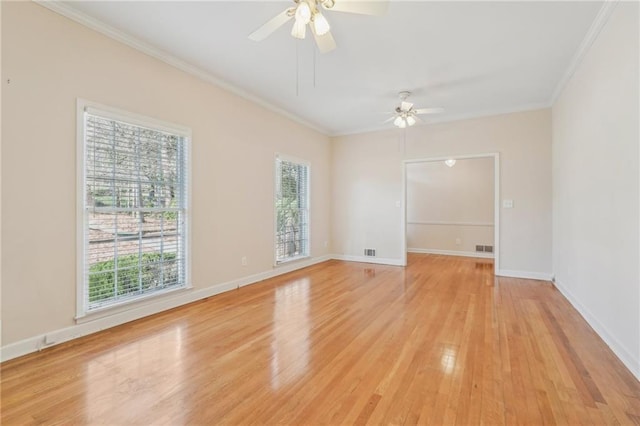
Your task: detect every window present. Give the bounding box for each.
[275,156,310,263]
[78,102,190,315]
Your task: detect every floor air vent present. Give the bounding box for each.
[476,245,494,253]
[364,248,376,257]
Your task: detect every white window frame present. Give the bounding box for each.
[76,99,192,319]
[274,154,311,265]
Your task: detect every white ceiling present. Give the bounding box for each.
[59,1,604,136]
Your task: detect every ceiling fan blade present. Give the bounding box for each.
[248,9,294,41]
[414,107,444,115]
[401,101,413,111]
[383,116,396,124]
[323,0,389,16]
[311,26,337,54]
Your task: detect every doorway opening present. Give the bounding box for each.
[401,153,500,272]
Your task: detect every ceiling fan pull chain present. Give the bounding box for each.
[313,44,316,88]
[296,40,300,96]
[403,128,407,154]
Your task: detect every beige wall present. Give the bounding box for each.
[406,158,494,254]
[552,2,639,378]
[332,109,552,275]
[1,2,331,345]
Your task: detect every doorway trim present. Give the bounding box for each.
[401,153,500,272]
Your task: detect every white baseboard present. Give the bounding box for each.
[408,248,494,259]
[331,254,405,266]
[236,255,332,288]
[496,269,553,281]
[0,255,332,363]
[553,279,640,380]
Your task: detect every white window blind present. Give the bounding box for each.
[81,107,188,312]
[275,157,309,263]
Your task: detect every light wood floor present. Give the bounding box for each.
[2,254,639,425]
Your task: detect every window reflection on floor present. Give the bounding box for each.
[85,326,185,424]
[271,278,311,390]
[440,345,458,375]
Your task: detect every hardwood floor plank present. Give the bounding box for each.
[2,254,639,425]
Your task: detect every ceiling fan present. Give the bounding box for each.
[386,91,444,128]
[248,0,389,54]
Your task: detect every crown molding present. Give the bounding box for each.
[33,0,331,136]
[549,0,619,105]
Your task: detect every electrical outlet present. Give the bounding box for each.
[324,240,329,248]
[455,238,461,245]
[241,256,247,266]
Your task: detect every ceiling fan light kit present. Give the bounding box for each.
[249,0,388,54]
[388,91,444,129]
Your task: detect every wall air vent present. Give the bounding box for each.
[364,248,376,257]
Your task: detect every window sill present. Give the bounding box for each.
[274,255,310,268]
[75,284,192,324]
